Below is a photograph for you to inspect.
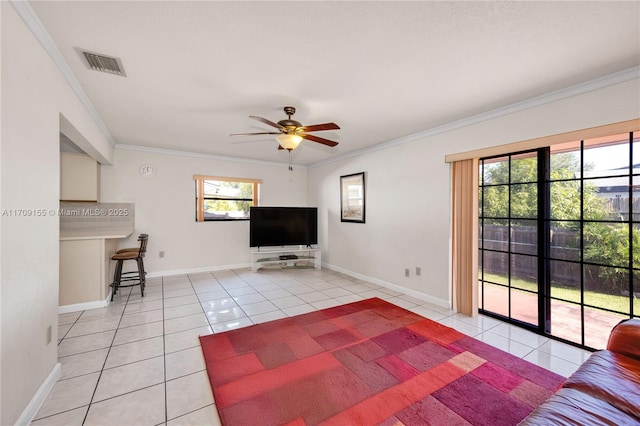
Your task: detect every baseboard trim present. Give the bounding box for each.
[58,292,111,314]
[324,263,452,309]
[15,362,61,426]
[146,263,250,278]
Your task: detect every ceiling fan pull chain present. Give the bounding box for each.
[288,150,293,171]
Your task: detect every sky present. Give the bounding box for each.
[584,142,637,171]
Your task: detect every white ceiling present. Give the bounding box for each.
[29,1,640,166]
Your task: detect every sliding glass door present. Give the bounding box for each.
[479,131,639,349]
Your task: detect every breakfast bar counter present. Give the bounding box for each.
[59,227,134,312]
[58,202,135,312]
[60,228,134,241]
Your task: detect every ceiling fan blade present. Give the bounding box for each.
[250,116,284,130]
[301,133,339,147]
[230,132,281,136]
[299,122,340,132]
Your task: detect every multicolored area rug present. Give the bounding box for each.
[199,298,564,425]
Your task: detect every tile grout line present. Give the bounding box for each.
[81,288,133,425]
[162,275,169,425]
[163,271,220,422]
[199,272,227,332]
[58,313,82,340]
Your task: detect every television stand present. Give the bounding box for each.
[250,248,321,272]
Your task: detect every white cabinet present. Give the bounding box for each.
[60,152,99,201]
[250,248,321,272]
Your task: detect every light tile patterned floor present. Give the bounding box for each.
[33,268,592,425]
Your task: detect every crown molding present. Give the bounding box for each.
[10,0,117,147]
[310,66,640,168]
[115,144,305,169]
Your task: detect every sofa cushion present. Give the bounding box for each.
[519,387,639,425]
[563,350,640,419]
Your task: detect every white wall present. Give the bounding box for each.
[100,148,309,275]
[308,77,640,308]
[0,3,114,424]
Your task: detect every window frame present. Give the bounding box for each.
[194,175,262,222]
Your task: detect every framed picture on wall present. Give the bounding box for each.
[340,172,366,223]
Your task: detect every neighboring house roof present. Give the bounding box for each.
[578,164,640,194]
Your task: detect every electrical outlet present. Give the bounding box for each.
[404,268,410,277]
[416,267,421,276]
[46,325,52,344]
[159,251,165,258]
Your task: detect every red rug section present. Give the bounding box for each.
[199,298,564,425]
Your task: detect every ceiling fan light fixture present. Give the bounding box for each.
[276,134,303,150]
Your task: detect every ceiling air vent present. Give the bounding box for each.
[77,48,126,76]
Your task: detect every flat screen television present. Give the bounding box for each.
[250,206,318,248]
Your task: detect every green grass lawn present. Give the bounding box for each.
[481,273,637,314]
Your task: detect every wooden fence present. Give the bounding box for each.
[481,224,607,290]
[603,196,640,222]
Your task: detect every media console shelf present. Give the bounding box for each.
[250,248,321,272]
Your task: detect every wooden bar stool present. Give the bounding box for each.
[110,234,148,301]
[115,233,149,254]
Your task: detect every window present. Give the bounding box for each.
[478,130,639,350]
[194,175,261,221]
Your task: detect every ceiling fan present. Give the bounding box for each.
[230,106,340,155]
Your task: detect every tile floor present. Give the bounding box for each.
[33,268,592,425]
